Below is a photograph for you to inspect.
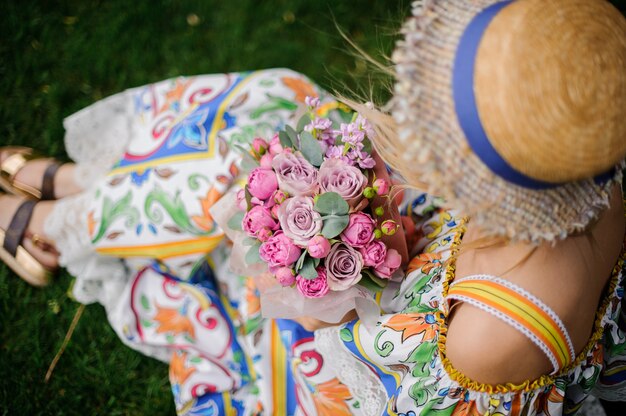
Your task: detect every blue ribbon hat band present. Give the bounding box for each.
[452,0,614,190]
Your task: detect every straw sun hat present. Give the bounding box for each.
[390,0,626,243]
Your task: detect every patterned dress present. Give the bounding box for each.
[46,68,626,415]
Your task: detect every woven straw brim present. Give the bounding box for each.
[391,0,624,244]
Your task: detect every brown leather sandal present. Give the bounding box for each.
[0,146,61,200]
[0,197,56,286]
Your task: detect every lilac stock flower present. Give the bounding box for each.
[272,152,319,196]
[340,122,366,146]
[278,196,322,247]
[325,243,363,291]
[305,96,321,108]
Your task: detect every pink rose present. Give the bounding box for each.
[269,133,283,155]
[248,168,279,201]
[340,212,376,248]
[308,235,331,258]
[373,178,389,196]
[242,206,279,238]
[275,267,296,286]
[252,137,268,155]
[296,267,330,298]
[278,196,322,247]
[260,153,273,168]
[358,240,387,268]
[326,243,363,291]
[374,249,402,279]
[236,189,247,211]
[259,231,302,268]
[272,152,318,196]
[318,159,367,208]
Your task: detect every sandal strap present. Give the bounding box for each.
[41,162,61,200]
[3,200,36,257]
[0,152,30,181]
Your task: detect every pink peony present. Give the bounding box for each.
[248,168,279,201]
[373,178,390,196]
[272,152,318,196]
[236,189,247,211]
[358,240,387,268]
[374,249,402,279]
[260,153,273,169]
[275,267,296,286]
[278,196,322,247]
[259,231,301,269]
[242,206,279,238]
[325,243,363,291]
[340,212,376,248]
[296,267,330,298]
[318,159,367,208]
[307,235,331,258]
[252,137,268,155]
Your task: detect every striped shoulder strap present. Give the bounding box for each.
[447,275,575,375]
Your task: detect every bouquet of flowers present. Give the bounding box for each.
[225,97,402,304]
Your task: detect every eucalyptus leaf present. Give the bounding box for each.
[279,130,292,148]
[321,215,350,239]
[314,192,349,215]
[296,113,311,132]
[245,242,262,265]
[299,131,323,167]
[227,211,245,231]
[242,237,257,246]
[234,144,260,168]
[245,186,253,211]
[299,257,318,279]
[285,125,299,148]
[295,250,308,272]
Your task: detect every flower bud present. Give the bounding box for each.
[270,204,281,219]
[273,190,288,205]
[252,137,268,156]
[275,267,296,286]
[363,187,376,199]
[269,134,283,155]
[305,96,320,109]
[381,220,399,236]
[257,227,273,242]
[373,178,390,196]
[374,229,383,239]
[307,235,331,259]
[236,189,248,211]
[374,206,385,217]
[260,153,273,168]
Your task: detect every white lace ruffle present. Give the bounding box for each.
[44,192,128,308]
[315,327,387,416]
[63,89,135,188]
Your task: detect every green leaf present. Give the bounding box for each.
[285,125,299,148]
[243,237,257,246]
[321,215,350,239]
[296,113,311,132]
[358,273,385,293]
[314,192,349,215]
[362,137,373,154]
[234,144,259,169]
[278,130,292,148]
[140,295,150,311]
[299,130,323,167]
[295,250,308,272]
[245,242,262,265]
[299,257,318,279]
[227,211,245,231]
[362,268,387,287]
[245,186,253,211]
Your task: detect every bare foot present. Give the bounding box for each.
[0,195,59,270]
[0,149,82,199]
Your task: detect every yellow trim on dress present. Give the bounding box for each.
[95,234,224,259]
[436,205,626,394]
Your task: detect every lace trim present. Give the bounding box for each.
[437,217,626,393]
[315,327,386,416]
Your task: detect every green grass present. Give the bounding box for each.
[0,1,408,414]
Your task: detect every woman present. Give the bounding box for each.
[308,0,626,414]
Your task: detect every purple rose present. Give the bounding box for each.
[340,212,376,248]
[278,196,322,247]
[248,167,278,201]
[374,249,402,279]
[318,159,367,208]
[359,240,387,268]
[242,206,279,238]
[272,152,318,196]
[308,235,331,258]
[259,231,302,269]
[296,267,330,298]
[325,243,363,291]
